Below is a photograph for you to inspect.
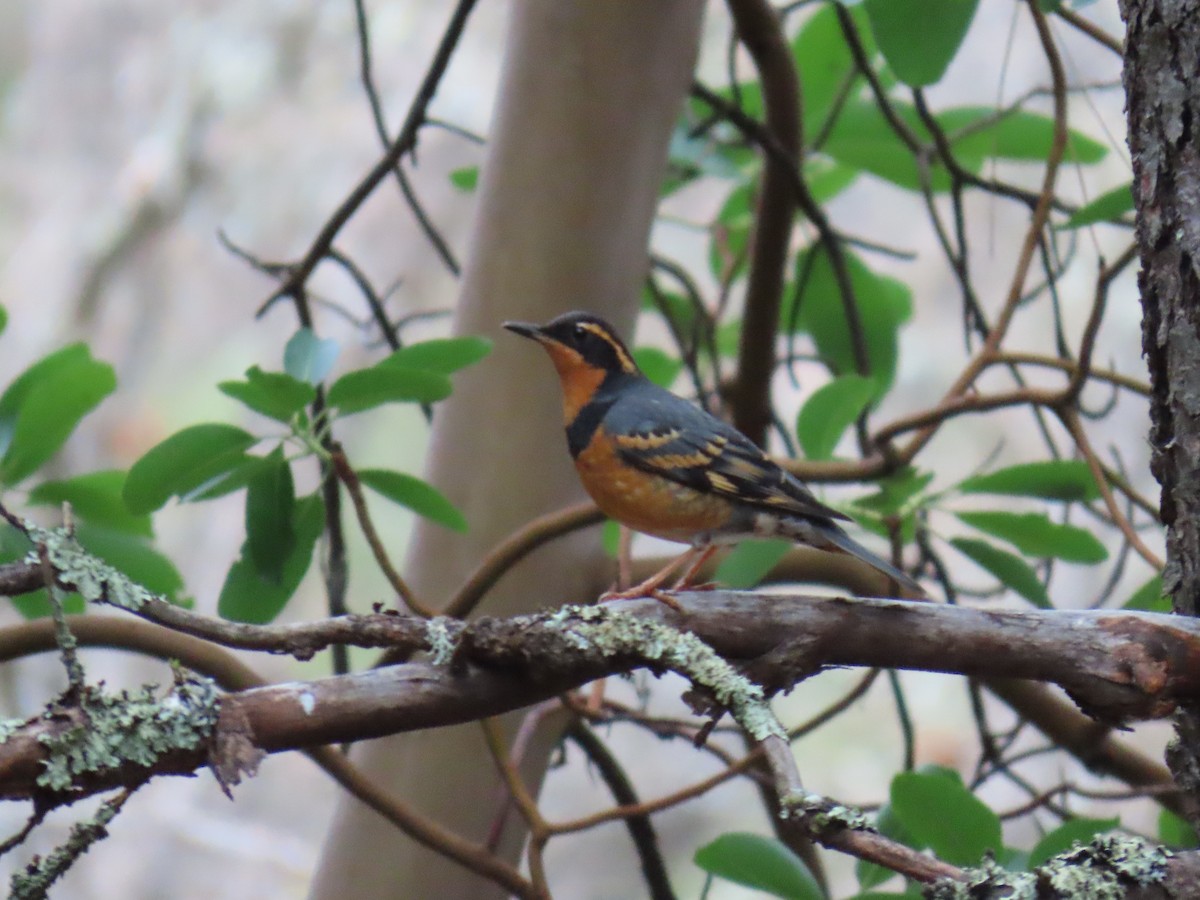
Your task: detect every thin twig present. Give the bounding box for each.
[259,0,479,317]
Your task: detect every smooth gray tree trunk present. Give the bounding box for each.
[309,2,706,896]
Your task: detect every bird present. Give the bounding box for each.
[503,311,924,601]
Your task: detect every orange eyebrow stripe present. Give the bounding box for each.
[578,322,637,373]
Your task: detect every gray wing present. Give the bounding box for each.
[603,383,849,523]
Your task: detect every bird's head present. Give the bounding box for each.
[504,312,641,422]
[504,312,639,378]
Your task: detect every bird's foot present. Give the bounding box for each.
[599,586,684,611]
[676,580,718,592]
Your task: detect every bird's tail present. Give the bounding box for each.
[786,518,927,599]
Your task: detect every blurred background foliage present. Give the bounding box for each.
[0,1,1172,897]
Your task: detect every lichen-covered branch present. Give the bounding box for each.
[0,595,1195,805]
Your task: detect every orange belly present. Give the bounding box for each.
[574,426,731,543]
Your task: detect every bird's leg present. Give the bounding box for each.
[616,525,634,590]
[600,547,698,604]
[670,544,719,591]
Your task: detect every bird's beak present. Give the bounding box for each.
[502,321,546,342]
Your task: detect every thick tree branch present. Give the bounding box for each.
[0,594,1195,804]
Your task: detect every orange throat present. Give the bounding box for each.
[542,342,608,425]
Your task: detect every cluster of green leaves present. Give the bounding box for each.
[695,764,1188,898]
[122,328,489,623]
[0,330,185,617]
[656,1,1113,408]
[640,3,1156,611]
[0,315,489,624]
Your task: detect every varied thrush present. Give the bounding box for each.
[504,311,924,600]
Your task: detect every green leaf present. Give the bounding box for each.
[75,522,184,601]
[958,460,1101,502]
[380,337,493,375]
[0,345,116,485]
[1159,809,1198,849]
[786,247,912,400]
[797,375,876,460]
[890,770,1002,866]
[956,511,1108,563]
[806,157,860,203]
[1124,573,1168,612]
[601,519,622,558]
[1060,181,1134,229]
[823,100,1106,193]
[852,469,934,516]
[219,366,316,423]
[715,539,792,589]
[695,832,825,899]
[284,328,339,385]
[663,121,744,195]
[793,3,876,137]
[632,347,683,389]
[947,106,1108,164]
[123,424,258,514]
[950,537,1050,608]
[1029,817,1119,868]
[823,99,951,190]
[0,305,7,336]
[218,493,324,624]
[865,0,979,87]
[244,448,296,584]
[449,166,478,191]
[11,590,85,620]
[643,287,697,337]
[358,469,467,532]
[185,455,270,503]
[326,366,452,414]
[28,471,153,537]
[0,345,91,447]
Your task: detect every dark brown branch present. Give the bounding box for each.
[0,595,1196,801]
[258,0,478,316]
[564,720,677,900]
[352,0,460,276]
[0,615,536,898]
[724,0,800,445]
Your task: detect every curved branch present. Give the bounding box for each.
[724,0,800,445]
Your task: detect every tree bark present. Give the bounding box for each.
[309,2,705,897]
[1121,0,1200,825]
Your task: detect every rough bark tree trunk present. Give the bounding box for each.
[1121,0,1200,826]
[309,2,705,897]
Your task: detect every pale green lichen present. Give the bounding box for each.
[784,795,871,831]
[24,524,156,611]
[36,673,220,792]
[927,835,1171,899]
[0,716,24,744]
[1042,835,1170,898]
[424,617,459,665]
[9,791,126,899]
[546,605,785,741]
[927,856,1038,900]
